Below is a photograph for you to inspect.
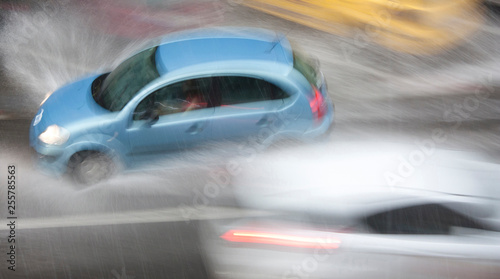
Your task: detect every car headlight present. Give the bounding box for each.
[38,125,70,145]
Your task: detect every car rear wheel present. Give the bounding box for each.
[69,151,115,185]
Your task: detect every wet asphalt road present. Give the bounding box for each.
[1,1,500,279]
[1,88,500,278]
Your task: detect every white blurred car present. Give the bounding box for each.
[200,143,500,279]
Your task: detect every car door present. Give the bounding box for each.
[210,75,289,146]
[125,77,215,167]
[335,204,500,279]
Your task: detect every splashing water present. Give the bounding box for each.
[0,5,153,113]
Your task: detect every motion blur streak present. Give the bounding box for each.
[0,1,499,278]
[220,229,341,249]
[242,0,485,54]
[200,143,500,279]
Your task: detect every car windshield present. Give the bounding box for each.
[93,46,160,111]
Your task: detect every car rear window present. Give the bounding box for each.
[293,51,320,88]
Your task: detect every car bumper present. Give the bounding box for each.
[30,125,69,176]
[30,145,69,176]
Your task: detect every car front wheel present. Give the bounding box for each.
[69,151,115,185]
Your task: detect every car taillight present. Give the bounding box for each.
[309,85,325,122]
[220,229,341,249]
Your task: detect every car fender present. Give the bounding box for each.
[62,134,128,170]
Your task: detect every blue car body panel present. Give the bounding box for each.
[29,27,334,177]
[31,74,105,139]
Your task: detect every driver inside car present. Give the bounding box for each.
[182,79,207,112]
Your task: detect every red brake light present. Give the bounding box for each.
[220,229,341,249]
[309,85,325,121]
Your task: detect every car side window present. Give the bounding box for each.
[133,77,212,120]
[217,76,289,106]
[364,204,486,235]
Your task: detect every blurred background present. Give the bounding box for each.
[0,0,500,278]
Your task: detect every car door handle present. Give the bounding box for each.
[186,123,204,135]
[256,117,273,127]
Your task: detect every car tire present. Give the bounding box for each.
[69,151,115,185]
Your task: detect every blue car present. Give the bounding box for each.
[29,27,334,184]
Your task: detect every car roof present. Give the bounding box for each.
[154,27,294,75]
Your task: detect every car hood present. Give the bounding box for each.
[30,74,108,140]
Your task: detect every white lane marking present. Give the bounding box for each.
[0,206,271,230]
